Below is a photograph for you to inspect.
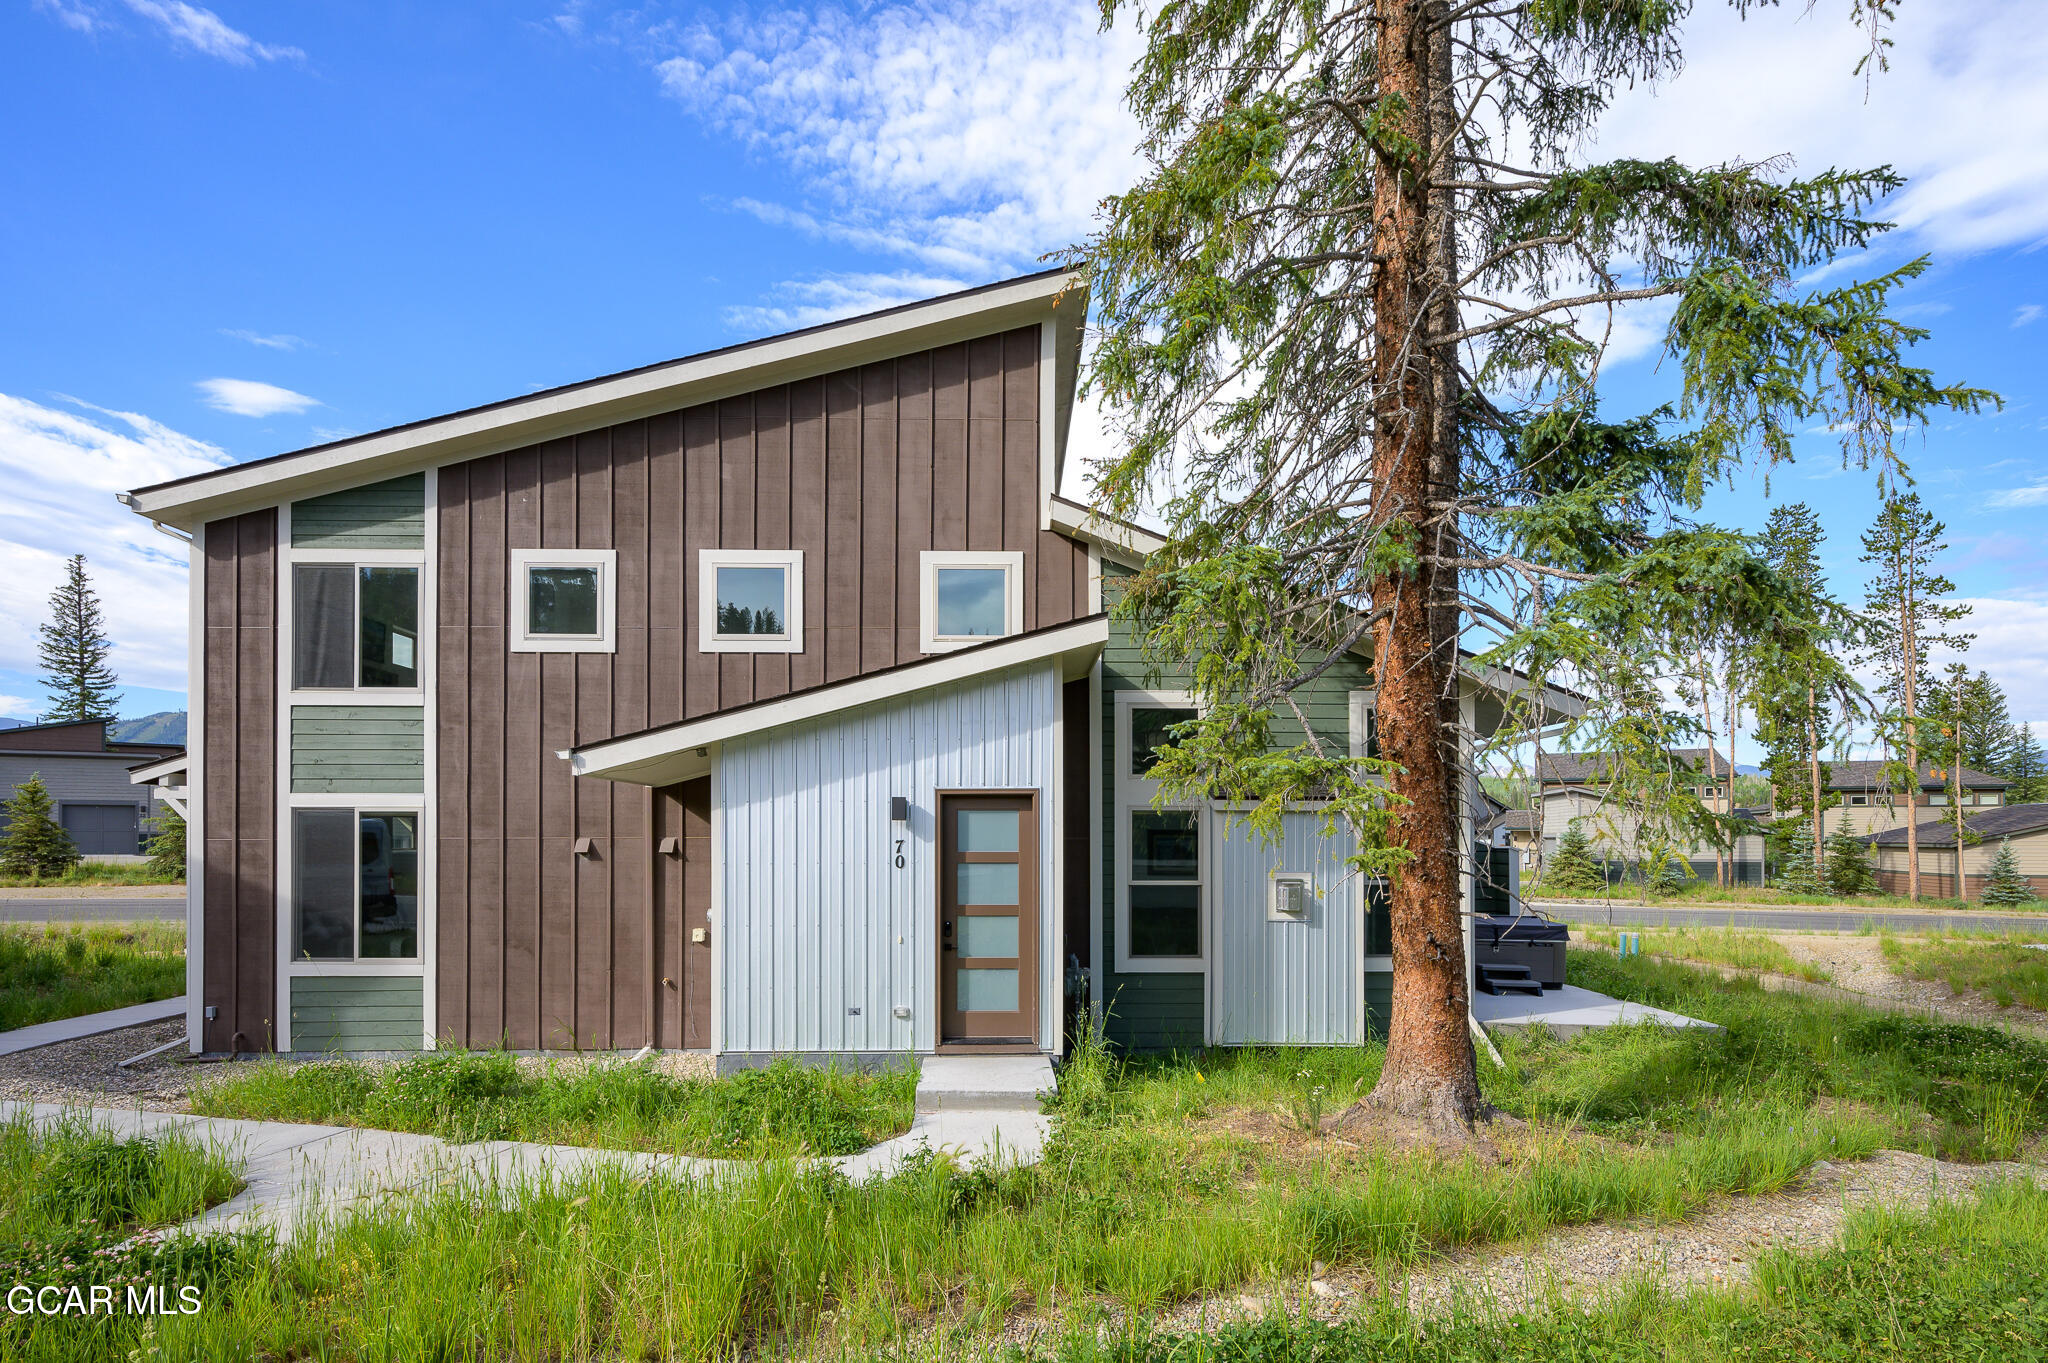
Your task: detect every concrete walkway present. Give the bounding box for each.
[1472,983,1719,1037]
[0,995,186,1056]
[1,1055,1053,1242]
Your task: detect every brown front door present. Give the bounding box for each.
[939,793,1037,1044]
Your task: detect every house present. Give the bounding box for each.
[1862,803,2048,900]
[0,719,184,861]
[1818,760,2010,840]
[1533,749,1768,884]
[121,268,1574,1062]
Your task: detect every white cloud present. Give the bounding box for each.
[196,377,318,417]
[2016,304,2045,328]
[1597,0,2048,258]
[121,0,303,65]
[220,328,305,350]
[1923,599,2048,737]
[722,272,974,333]
[1989,482,2048,508]
[0,696,42,720]
[0,394,231,694]
[652,0,1142,277]
[34,1,99,34]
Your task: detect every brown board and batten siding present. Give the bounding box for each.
[201,508,278,1055]
[435,324,1092,1051]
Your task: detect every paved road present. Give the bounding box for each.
[1530,899,2048,935]
[0,898,184,924]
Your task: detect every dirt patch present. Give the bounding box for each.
[1767,933,2048,1034]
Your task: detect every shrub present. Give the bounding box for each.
[145,806,187,879]
[1982,837,2036,905]
[0,775,79,879]
[1545,821,1603,895]
[1824,826,1875,896]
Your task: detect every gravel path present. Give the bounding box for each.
[0,1018,192,1108]
[1758,934,2048,1033]
[1114,1149,2038,1335]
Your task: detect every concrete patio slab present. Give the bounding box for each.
[1472,983,1720,1037]
[0,995,186,1056]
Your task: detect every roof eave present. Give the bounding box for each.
[128,269,1088,530]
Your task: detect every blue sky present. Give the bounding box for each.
[0,0,2043,759]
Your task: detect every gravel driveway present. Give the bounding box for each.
[0,1018,193,1108]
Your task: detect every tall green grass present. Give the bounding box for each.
[0,860,183,888]
[191,1050,918,1158]
[0,922,185,1030]
[1881,931,2048,1010]
[0,1113,238,1242]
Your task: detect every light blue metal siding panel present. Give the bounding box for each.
[717,662,1062,1056]
[1210,811,1360,1045]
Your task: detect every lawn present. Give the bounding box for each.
[189,1050,920,1158]
[1882,932,2048,1011]
[1524,877,1980,912]
[0,922,185,1031]
[1572,923,1831,981]
[0,861,183,889]
[0,1115,253,1361]
[14,955,2043,1360]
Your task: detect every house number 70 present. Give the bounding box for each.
[893,838,906,870]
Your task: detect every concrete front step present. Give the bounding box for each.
[916,1053,1056,1113]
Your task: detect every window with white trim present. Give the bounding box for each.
[291,807,421,962]
[920,551,1023,653]
[292,563,421,690]
[698,549,803,654]
[511,548,617,653]
[1116,691,1204,971]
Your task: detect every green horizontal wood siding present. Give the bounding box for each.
[291,975,423,1052]
[1364,972,1393,1040]
[1099,562,1376,1050]
[291,706,425,793]
[291,473,426,551]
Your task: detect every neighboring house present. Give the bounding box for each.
[1533,749,1768,884]
[122,267,1574,1062]
[1818,760,2010,840]
[1861,803,2048,900]
[0,719,184,861]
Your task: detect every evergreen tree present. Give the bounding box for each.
[1773,822,1825,896]
[36,554,121,722]
[0,775,81,878]
[1861,494,1973,900]
[1649,850,1690,898]
[1544,822,1603,897]
[144,806,187,881]
[1755,503,1840,874]
[1981,837,2035,906]
[1080,0,1993,1133]
[1824,826,1875,897]
[2007,724,2048,804]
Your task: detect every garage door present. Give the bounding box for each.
[61,803,142,856]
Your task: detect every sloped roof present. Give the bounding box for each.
[1824,759,2008,792]
[1536,748,1733,784]
[1863,802,2048,847]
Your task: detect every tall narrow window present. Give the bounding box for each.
[920,551,1023,652]
[698,549,803,653]
[294,564,419,690]
[1116,692,1206,971]
[1128,809,1201,957]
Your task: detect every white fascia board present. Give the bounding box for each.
[1047,497,1168,560]
[128,754,191,785]
[130,272,1084,529]
[571,616,1110,785]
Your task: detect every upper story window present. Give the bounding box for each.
[293,563,420,691]
[511,548,617,654]
[698,549,803,654]
[920,551,1023,653]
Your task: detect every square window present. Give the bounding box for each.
[698,550,804,653]
[1131,810,1199,879]
[919,551,1022,652]
[1130,707,1198,777]
[293,563,419,690]
[511,548,616,653]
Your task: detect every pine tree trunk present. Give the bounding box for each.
[1903,607,1920,901]
[1807,680,1823,875]
[1350,0,1485,1134]
[1725,689,1740,885]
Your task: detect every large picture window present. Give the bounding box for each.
[293,564,420,690]
[919,551,1024,653]
[510,547,617,653]
[291,808,420,962]
[698,549,804,653]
